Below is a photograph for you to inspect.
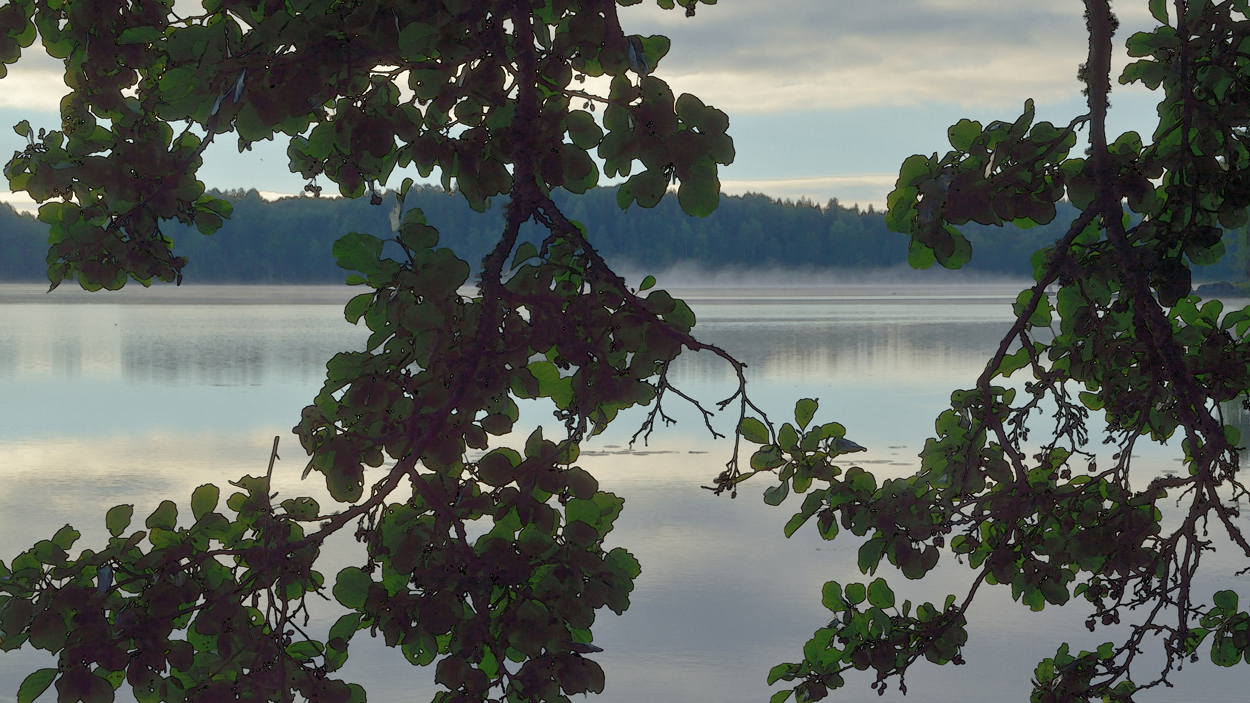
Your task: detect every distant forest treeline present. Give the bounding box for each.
[1,186,1245,283]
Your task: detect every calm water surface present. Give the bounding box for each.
[1,282,1247,703]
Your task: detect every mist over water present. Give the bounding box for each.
[619,262,1035,291]
[1,281,1248,702]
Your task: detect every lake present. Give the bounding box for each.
[1,282,1247,703]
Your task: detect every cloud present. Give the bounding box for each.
[2,1,1159,119]
[720,174,897,209]
[0,47,67,112]
[619,0,1153,113]
[0,190,38,215]
[0,1,1166,201]
[0,189,324,217]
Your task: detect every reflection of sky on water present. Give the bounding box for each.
[1,284,1248,702]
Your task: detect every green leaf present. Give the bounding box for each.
[326,457,365,503]
[844,582,866,605]
[907,239,937,269]
[566,494,602,526]
[307,123,336,159]
[995,346,1031,378]
[566,110,604,149]
[639,275,656,291]
[560,145,600,194]
[677,175,720,217]
[287,640,324,660]
[867,578,895,608]
[617,169,667,210]
[821,581,846,612]
[527,360,574,408]
[1225,424,1242,447]
[333,232,384,274]
[1185,628,1211,654]
[897,153,932,188]
[739,417,769,444]
[105,505,133,537]
[118,26,164,44]
[935,227,972,269]
[191,484,219,521]
[478,448,521,487]
[13,120,31,139]
[398,21,439,57]
[606,547,642,579]
[763,481,789,506]
[333,567,372,609]
[1212,637,1241,666]
[794,398,818,430]
[1149,0,1168,23]
[50,525,79,550]
[1213,589,1239,614]
[831,437,866,456]
[194,212,222,235]
[783,511,808,538]
[344,293,372,324]
[777,424,798,451]
[197,196,234,218]
[817,510,839,540]
[607,545,645,577]
[947,119,982,152]
[767,663,798,686]
[280,497,320,519]
[639,35,671,71]
[17,668,56,703]
[663,299,696,331]
[556,441,580,465]
[479,647,500,679]
[1013,289,1053,327]
[751,446,786,473]
[402,632,439,666]
[858,537,886,573]
[145,500,178,530]
[511,242,538,268]
[819,423,846,439]
[1079,391,1104,411]
[769,690,793,703]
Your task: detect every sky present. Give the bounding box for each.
[0,0,1166,213]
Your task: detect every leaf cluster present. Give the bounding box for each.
[1,0,730,292]
[0,1,757,702]
[0,478,358,703]
[766,581,967,703]
[756,1,1250,700]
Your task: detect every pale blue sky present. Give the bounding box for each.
[0,0,1163,211]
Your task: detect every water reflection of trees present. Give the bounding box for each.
[2,304,367,386]
[120,328,365,386]
[668,319,1012,385]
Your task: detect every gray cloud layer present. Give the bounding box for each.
[2,1,1157,116]
[621,0,1152,113]
[0,1,1165,203]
